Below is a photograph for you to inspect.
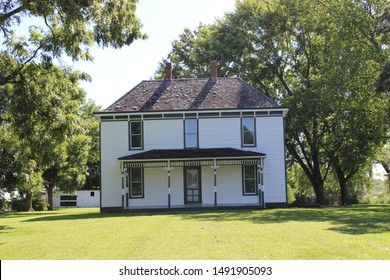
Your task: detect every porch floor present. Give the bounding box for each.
[123,203,265,212]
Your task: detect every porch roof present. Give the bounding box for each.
[118,148,266,168]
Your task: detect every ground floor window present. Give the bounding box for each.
[129,167,144,198]
[243,165,258,195]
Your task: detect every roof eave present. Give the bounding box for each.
[93,107,289,117]
[118,154,267,162]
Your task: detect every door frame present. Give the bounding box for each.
[184,166,202,204]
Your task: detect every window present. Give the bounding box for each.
[129,121,143,149]
[241,118,256,146]
[184,119,198,148]
[243,165,258,195]
[90,191,95,197]
[60,195,77,207]
[129,167,144,198]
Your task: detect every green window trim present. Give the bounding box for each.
[241,117,256,147]
[242,165,258,196]
[129,121,143,150]
[184,119,198,148]
[129,167,144,199]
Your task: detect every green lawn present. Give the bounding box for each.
[0,205,389,260]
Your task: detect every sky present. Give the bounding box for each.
[71,0,237,108]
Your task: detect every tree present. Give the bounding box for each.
[1,62,93,210]
[80,100,101,190]
[378,144,390,192]
[0,0,146,85]
[376,1,390,92]
[1,1,145,210]
[155,0,390,204]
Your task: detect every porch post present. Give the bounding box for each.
[212,159,219,206]
[165,160,173,208]
[121,162,125,210]
[257,158,265,208]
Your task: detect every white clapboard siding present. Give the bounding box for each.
[127,167,184,207]
[201,165,258,205]
[101,114,287,208]
[256,116,286,203]
[100,121,128,207]
[144,119,183,149]
[52,190,100,208]
[199,118,241,149]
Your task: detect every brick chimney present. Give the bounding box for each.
[165,62,172,81]
[211,60,218,80]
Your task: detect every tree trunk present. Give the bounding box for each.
[25,192,34,212]
[46,183,55,211]
[286,140,328,205]
[336,168,348,205]
[313,181,327,205]
[380,161,390,193]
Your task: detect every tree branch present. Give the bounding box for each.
[0,43,45,85]
[0,5,27,25]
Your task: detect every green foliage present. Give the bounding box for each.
[0,62,100,209]
[0,196,9,211]
[9,195,47,211]
[0,0,146,78]
[361,179,390,204]
[80,100,101,190]
[156,0,390,204]
[9,196,25,212]
[1,1,141,209]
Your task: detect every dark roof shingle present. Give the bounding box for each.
[105,77,279,112]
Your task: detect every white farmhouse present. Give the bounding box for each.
[95,61,288,212]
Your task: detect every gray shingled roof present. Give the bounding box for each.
[105,77,279,112]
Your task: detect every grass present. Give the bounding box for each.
[0,205,389,260]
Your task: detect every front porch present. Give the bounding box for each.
[117,148,267,211]
[114,203,266,213]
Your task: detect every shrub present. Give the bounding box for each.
[0,198,9,211]
[33,197,48,211]
[10,196,25,211]
[289,192,319,207]
[10,196,48,211]
[371,192,390,204]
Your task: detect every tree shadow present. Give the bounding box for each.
[0,225,14,234]
[178,205,390,235]
[22,210,177,222]
[19,205,390,235]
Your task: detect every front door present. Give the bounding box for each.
[184,167,201,204]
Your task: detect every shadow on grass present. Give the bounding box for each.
[180,205,390,235]
[0,225,14,235]
[20,205,390,235]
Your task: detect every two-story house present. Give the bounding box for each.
[95,61,288,212]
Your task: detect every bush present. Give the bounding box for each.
[10,196,48,211]
[10,196,25,211]
[289,192,319,207]
[33,196,48,211]
[371,192,390,204]
[0,198,9,211]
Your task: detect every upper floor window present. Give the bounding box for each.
[129,121,143,150]
[184,119,198,148]
[241,118,256,146]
